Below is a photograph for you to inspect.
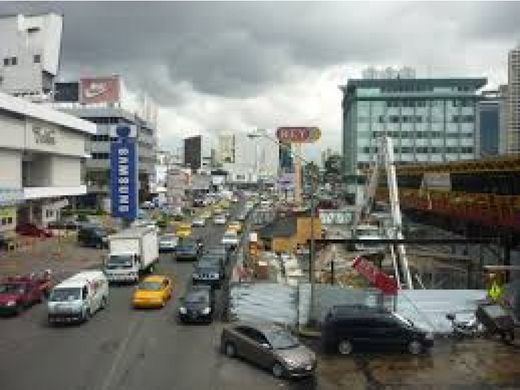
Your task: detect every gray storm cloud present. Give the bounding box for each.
[1,1,520,152]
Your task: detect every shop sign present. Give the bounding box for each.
[276,127,321,143]
[110,126,138,220]
[33,126,56,145]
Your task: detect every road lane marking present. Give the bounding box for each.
[99,317,141,390]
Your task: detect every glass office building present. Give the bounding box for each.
[341,78,487,175]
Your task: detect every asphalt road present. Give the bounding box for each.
[0,205,318,390]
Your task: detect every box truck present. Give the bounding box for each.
[105,226,159,283]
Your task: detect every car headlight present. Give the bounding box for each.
[179,307,187,314]
[6,300,16,307]
[201,307,211,315]
[284,359,299,368]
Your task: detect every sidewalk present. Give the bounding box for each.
[0,234,106,281]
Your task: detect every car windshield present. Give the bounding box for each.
[265,329,300,350]
[50,288,81,302]
[185,293,209,304]
[224,233,236,239]
[106,255,132,269]
[160,235,176,242]
[0,283,25,294]
[138,281,162,291]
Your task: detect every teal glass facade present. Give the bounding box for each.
[341,78,487,175]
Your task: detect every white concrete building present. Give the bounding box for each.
[0,91,96,231]
[219,130,279,185]
[0,13,63,99]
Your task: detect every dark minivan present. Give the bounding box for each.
[322,305,434,355]
[77,225,108,248]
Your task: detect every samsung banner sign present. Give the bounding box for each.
[110,126,138,220]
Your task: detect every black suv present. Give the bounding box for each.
[178,285,215,323]
[77,225,108,248]
[322,305,434,355]
[192,255,225,288]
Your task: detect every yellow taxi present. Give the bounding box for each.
[132,275,173,308]
[200,210,212,219]
[227,220,242,234]
[176,223,192,238]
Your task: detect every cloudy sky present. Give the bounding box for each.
[1,1,520,160]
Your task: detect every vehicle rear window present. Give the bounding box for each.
[50,288,81,301]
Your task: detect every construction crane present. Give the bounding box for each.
[352,136,414,290]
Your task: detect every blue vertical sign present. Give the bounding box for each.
[110,126,138,220]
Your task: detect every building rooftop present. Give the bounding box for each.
[0,91,96,135]
[341,77,487,92]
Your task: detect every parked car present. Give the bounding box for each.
[78,225,108,248]
[132,275,173,309]
[47,271,108,325]
[174,238,201,261]
[0,274,52,315]
[213,214,227,225]
[16,223,52,238]
[192,256,225,288]
[159,233,178,252]
[178,285,215,323]
[221,322,317,378]
[192,217,206,227]
[321,305,434,355]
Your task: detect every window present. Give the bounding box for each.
[11,57,17,65]
[3,58,8,66]
[33,54,41,63]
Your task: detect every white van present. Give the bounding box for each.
[47,270,109,325]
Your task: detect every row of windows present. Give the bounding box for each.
[387,101,428,108]
[360,146,474,154]
[1,217,13,226]
[91,135,115,142]
[380,85,474,93]
[370,131,474,139]
[452,115,476,123]
[92,153,109,160]
[370,115,475,124]
[3,55,41,66]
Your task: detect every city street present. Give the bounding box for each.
[2,206,520,390]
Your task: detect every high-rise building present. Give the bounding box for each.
[507,47,520,153]
[0,13,63,99]
[478,89,508,156]
[341,77,487,175]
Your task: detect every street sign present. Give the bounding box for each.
[276,127,321,143]
[110,126,138,220]
[351,256,398,295]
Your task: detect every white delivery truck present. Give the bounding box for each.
[105,226,159,283]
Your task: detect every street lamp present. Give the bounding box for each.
[247,129,318,327]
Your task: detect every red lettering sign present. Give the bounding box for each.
[351,256,398,295]
[276,127,321,143]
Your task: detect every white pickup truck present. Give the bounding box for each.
[105,226,159,283]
